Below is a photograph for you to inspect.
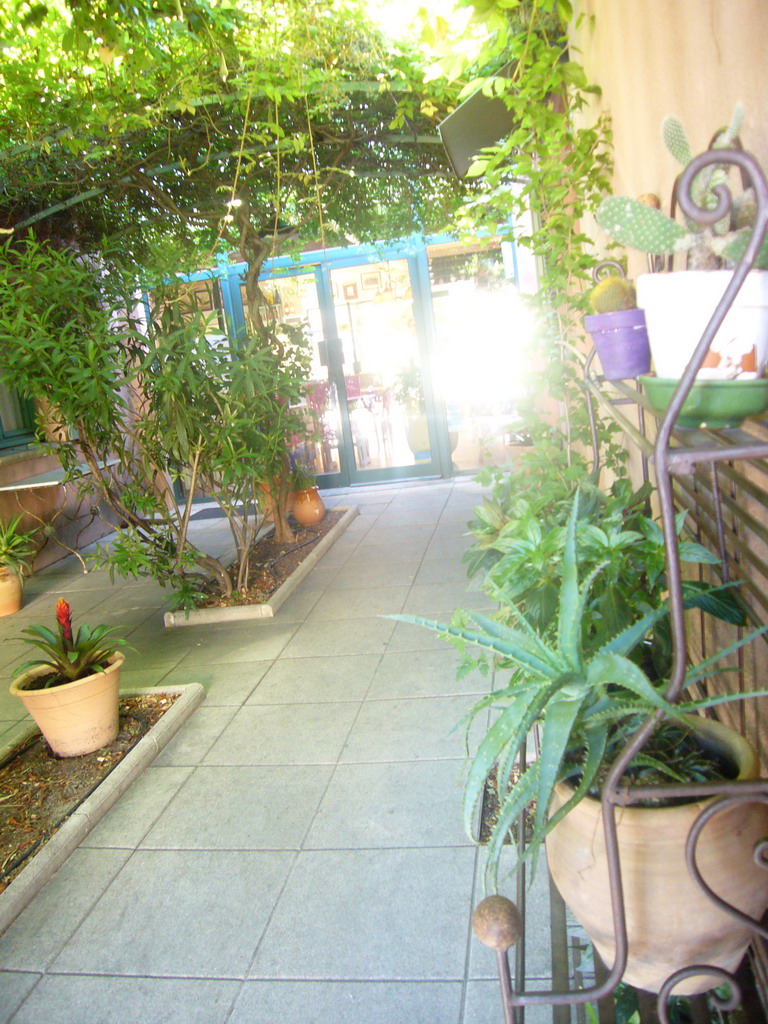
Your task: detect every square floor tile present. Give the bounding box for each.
[229,980,462,1024]
[8,975,239,1024]
[401,584,495,617]
[281,618,395,659]
[82,767,194,849]
[161,662,270,706]
[359,524,435,547]
[340,696,475,762]
[250,847,476,980]
[176,623,299,666]
[385,619,457,653]
[332,561,418,589]
[413,560,472,586]
[50,850,293,978]
[305,587,409,622]
[0,848,132,971]
[341,540,428,566]
[422,536,472,562]
[141,765,333,849]
[0,971,40,1022]
[203,703,360,765]
[271,587,324,621]
[304,760,469,849]
[153,706,239,767]
[369,649,488,699]
[247,655,379,704]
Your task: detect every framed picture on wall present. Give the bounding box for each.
[343,282,358,301]
[361,270,381,291]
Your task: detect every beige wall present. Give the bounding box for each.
[573,0,768,274]
[0,450,118,573]
[572,1,768,766]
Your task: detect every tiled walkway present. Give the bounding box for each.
[0,480,551,1024]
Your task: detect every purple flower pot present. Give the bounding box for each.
[584,308,651,380]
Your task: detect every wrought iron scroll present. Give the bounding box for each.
[475,147,768,1021]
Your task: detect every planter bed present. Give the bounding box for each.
[164,505,358,627]
[0,683,205,934]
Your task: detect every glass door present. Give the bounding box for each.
[248,272,345,484]
[427,240,531,470]
[329,257,440,481]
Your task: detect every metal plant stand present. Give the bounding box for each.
[473,147,768,1022]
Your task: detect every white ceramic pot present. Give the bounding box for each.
[637,270,768,380]
[546,716,768,995]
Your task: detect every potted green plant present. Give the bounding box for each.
[583,269,651,380]
[596,105,768,398]
[396,492,768,994]
[290,461,326,527]
[393,364,431,460]
[0,514,37,617]
[393,364,459,460]
[464,474,745,678]
[9,598,134,757]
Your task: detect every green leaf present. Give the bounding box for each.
[484,762,539,892]
[598,604,667,657]
[586,652,674,715]
[682,581,746,626]
[684,623,768,688]
[535,694,587,838]
[557,490,581,669]
[463,681,558,837]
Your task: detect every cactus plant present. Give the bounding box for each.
[597,105,768,271]
[589,274,637,313]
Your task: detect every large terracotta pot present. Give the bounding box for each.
[0,568,23,617]
[546,716,768,995]
[292,487,326,526]
[9,653,124,757]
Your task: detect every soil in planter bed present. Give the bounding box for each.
[0,693,178,894]
[480,723,737,845]
[198,510,343,608]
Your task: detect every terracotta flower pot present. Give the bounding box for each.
[9,653,124,757]
[0,569,23,617]
[546,716,768,995]
[292,487,326,526]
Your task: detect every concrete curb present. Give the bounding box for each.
[0,682,205,935]
[163,505,359,628]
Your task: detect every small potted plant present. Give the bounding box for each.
[0,514,37,617]
[596,104,768,388]
[396,491,768,994]
[583,267,651,380]
[9,598,133,757]
[393,364,431,460]
[291,461,326,527]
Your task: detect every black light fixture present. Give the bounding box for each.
[438,64,517,180]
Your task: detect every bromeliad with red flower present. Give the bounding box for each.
[13,599,134,688]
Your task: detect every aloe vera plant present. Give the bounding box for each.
[397,491,768,892]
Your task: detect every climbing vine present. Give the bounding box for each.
[419,0,623,475]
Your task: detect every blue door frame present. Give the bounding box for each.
[183,234,513,488]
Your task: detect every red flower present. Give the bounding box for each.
[56,598,74,651]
